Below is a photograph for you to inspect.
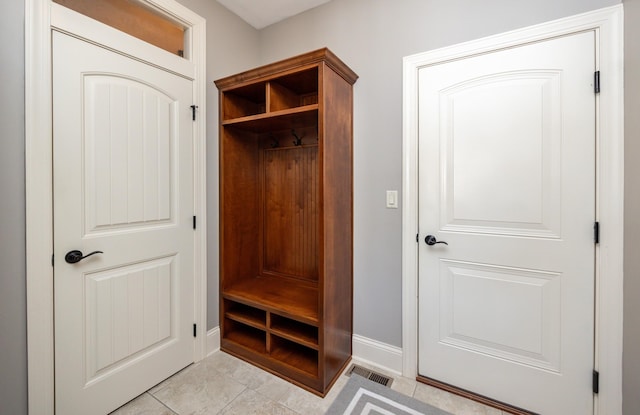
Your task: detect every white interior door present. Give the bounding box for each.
[417,31,596,414]
[53,31,195,415]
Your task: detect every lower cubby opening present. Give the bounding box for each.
[224,300,266,329]
[270,314,318,350]
[270,335,318,377]
[224,319,266,354]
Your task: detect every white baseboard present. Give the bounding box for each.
[206,326,220,356]
[352,334,403,375]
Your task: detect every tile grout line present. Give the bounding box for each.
[213,386,249,415]
[148,391,180,415]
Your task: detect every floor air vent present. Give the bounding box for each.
[346,364,393,387]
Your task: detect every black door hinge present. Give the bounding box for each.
[190,105,198,121]
[416,233,419,243]
[593,370,599,394]
[193,324,197,337]
[51,254,54,267]
[594,71,600,94]
[594,221,600,244]
[193,216,197,230]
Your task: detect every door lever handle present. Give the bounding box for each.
[65,250,104,264]
[425,235,448,246]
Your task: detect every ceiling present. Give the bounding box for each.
[216,0,332,29]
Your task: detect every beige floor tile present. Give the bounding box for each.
[109,392,176,415]
[211,354,279,389]
[203,351,252,378]
[316,375,350,412]
[147,363,196,396]
[413,383,502,415]
[139,351,501,415]
[218,388,300,415]
[390,375,418,396]
[151,360,246,415]
[252,372,299,403]
[276,380,336,415]
[205,352,302,403]
[275,373,349,415]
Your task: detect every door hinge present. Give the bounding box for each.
[193,216,197,230]
[593,370,599,394]
[193,323,197,337]
[594,71,600,94]
[594,221,600,244]
[190,105,198,121]
[51,254,54,267]
[416,233,419,243]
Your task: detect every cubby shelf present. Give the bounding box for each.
[271,322,319,350]
[224,302,267,330]
[216,48,357,397]
[221,105,319,133]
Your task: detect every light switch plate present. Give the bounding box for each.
[386,190,398,209]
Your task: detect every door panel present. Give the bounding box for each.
[85,255,175,381]
[53,31,194,415]
[418,31,595,415]
[441,71,562,238]
[438,260,561,372]
[85,75,175,231]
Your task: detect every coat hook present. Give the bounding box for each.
[270,133,279,148]
[292,129,302,146]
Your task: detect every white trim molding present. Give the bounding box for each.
[207,327,221,356]
[25,1,207,413]
[402,5,623,415]
[352,334,404,376]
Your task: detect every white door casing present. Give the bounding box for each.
[403,6,624,415]
[26,1,207,413]
[53,30,195,414]
[417,31,595,414]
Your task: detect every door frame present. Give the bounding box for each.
[402,5,623,415]
[25,1,207,413]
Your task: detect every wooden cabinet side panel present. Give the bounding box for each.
[320,65,354,387]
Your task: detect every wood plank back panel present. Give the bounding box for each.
[262,146,319,281]
[53,0,184,55]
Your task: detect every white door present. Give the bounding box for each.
[418,31,596,414]
[53,31,195,415]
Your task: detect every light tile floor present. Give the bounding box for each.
[110,351,511,415]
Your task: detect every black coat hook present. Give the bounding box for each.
[270,133,279,148]
[292,129,302,146]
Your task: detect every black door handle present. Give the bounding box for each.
[65,250,104,264]
[425,235,448,246]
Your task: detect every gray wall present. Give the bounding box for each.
[624,0,640,413]
[0,0,28,413]
[259,0,621,346]
[173,0,260,329]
